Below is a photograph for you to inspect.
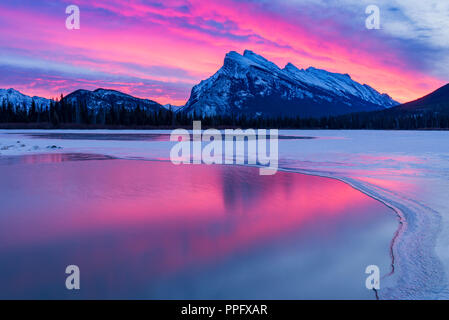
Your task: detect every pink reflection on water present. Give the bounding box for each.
[356,154,426,164]
[0,157,396,298]
[1,161,381,249]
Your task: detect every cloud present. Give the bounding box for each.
[380,0,449,48]
[282,0,449,78]
[0,63,192,105]
[0,0,446,104]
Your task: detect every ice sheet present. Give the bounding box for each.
[1,129,449,299]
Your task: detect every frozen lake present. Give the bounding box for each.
[0,156,396,299]
[1,129,449,299]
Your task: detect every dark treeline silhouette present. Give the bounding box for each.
[0,95,178,128]
[308,109,449,130]
[1,94,449,129]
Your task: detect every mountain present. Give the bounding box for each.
[1,50,401,120]
[0,88,166,115]
[162,104,183,112]
[64,88,164,113]
[392,83,449,114]
[316,83,449,130]
[0,88,51,110]
[181,50,399,118]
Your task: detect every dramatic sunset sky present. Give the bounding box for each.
[0,0,448,105]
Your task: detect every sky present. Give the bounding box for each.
[0,0,448,105]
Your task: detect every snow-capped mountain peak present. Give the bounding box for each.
[243,50,282,72]
[282,63,397,107]
[64,88,164,113]
[0,88,51,110]
[182,50,399,117]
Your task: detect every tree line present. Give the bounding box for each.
[1,96,448,129]
[0,95,178,127]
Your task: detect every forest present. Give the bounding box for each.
[1,96,448,130]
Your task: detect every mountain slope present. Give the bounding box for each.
[318,83,449,130]
[64,88,164,113]
[181,50,398,118]
[392,83,449,114]
[0,88,51,110]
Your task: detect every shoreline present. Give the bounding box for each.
[273,166,447,299]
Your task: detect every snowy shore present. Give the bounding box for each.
[1,129,449,299]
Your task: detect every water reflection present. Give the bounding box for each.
[0,153,115,165]
[0,157,397,299]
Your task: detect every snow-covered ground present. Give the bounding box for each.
[1,129,449,299]
[278,130,449,299]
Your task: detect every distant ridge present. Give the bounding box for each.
[63,88,164,113]
[393,83,449,114]
[315,82,449,130]
[0,88,51,110]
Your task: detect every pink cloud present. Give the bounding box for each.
[0,0,445,104]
